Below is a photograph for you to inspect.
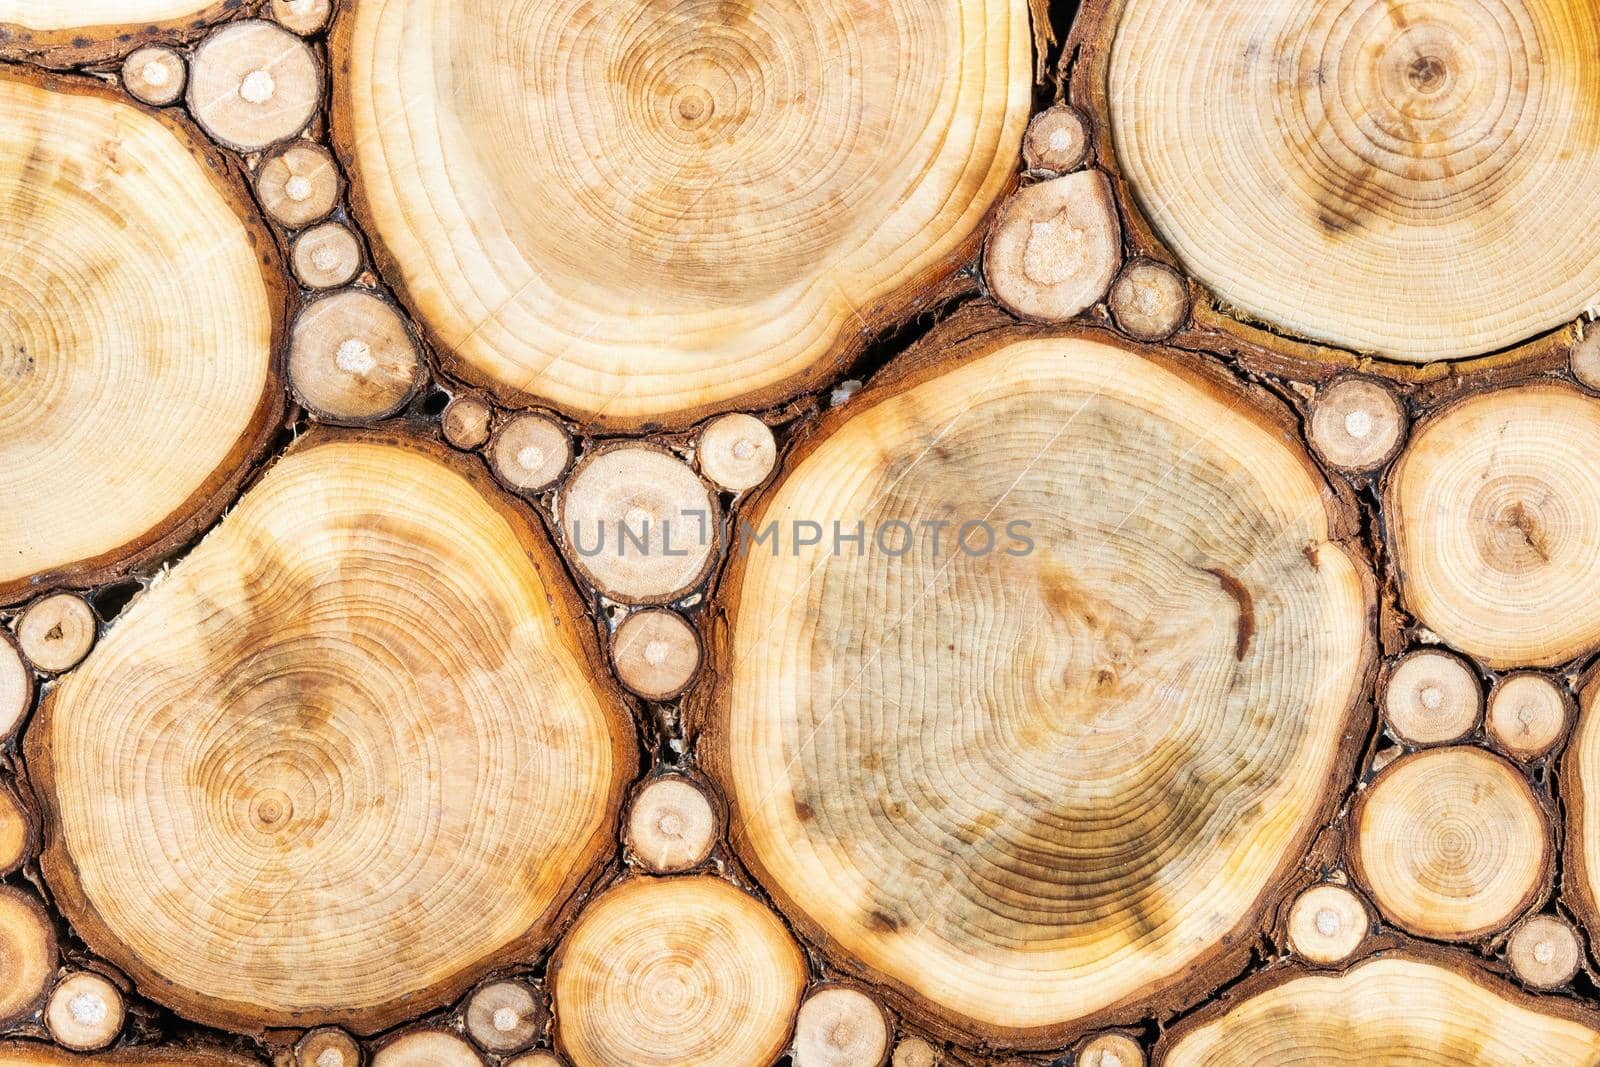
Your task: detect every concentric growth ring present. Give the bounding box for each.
[333,0,1032,428]
[706,323,1374,1044]
[1106,0,1600,360]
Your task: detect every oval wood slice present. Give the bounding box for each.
[0,69,283,606]
[25,431,636,1034]
[1104,0,1600,362]
[1159,954,1600,1063]
[703,319,1374,1044]
[331,0,1032,428]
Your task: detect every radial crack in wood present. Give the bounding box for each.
[331,0,1032,428]
[188,20,319,153]
[703,319,1373,1043]
[551,876,806,1067]
[0,1,241,66]
[1159,954,1600,1063]
[983,170,1121,322]
[1386,384,1600,668]
[0,69,283,606]
[1102,0,1600,361]
[24,431,636,1034]
[1353,747,1548,941]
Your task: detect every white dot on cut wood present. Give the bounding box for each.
[336,339,376,376]
[239,68,277,104]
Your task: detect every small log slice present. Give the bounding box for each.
[1022,105,1090,175]
[487,415,572,494]
[465,980,544,1055]
[441,395,494,452]
[1077,1033,1143,1067]
[1284,884,1368,965]
[1106,258,1188,343]
[610,610,701,702]
[45,972,126,1051]
[625,776,717,872]
[292,223,363,291]
[271,0,333,36]
[551,876,806,1067]
[1308,378,1406,472]
[984,170,1121,322]
[257,143,341,229]
[188,20,319,152]
[288,290,424,424]
[1506,914,1582,990]
[0,886,56,1026]
[0,783,30,875]
[1488,673,1569,762]
[295,1028,361,1067]
[372,1032,481,1067]
[793,987,890,1067]
[1381,650,1481,746]
[0,631,31,740]
[121,47,185,106]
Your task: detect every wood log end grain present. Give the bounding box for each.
[0,886,57,1027]
[1308,378,1407,472]
[984,170,1121,322]
[441,395,494,452]
[0,782,31,876]
[1505,914,1583,990]
[1106,257,1188,343]
[1353,746,1548,941]
[258,142,342,229]
[188,20,321,153]
[44,972,126,1052]
[888,1037,938,1067]
[121,46,186,106]
[1487,673,1570,762]
[0,630,32,741]
[16,593,97,674]
[288,290,425,424]
[371,1031,481,1067]
[551,876,805,1067]
[503,1054,564,1067]
[625,775,717,872]
[487,414,572,494]
[294,1027,361,1067]
[696,414,777,494]
[560,445,721,605]
[1022,104,1091,176]
[611,610,701,703]
[271,0,334,37]
[464,980,545,1055]
[1077,1032,1145,1067]
[1381,650,1481,746]
[793,986,891,1067]
[1284,884,1369,965]
[292,223,363,291]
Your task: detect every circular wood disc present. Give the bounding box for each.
[257,142,341,228]
[488,414,572,494]
[1574,330,1600,392]
[288,290,424,423]
[1381,649,1481,746]
[442,395,493,451]
[121,46,185,106]
[292,222,363,290]
[552,876,806,1067]
[332,0,1031,428]
[1078,1033,1144,1067]
[0,2,237,66]
[0,631,30,740]
[0,886,56,1026]
[17,593,97,674]
[561,446,721,604]
[373,1032,481,1067]
[1107,258,1188,343]
[1506,914,1582,989]
[0,69,282,605]
[1488,673,1569,761]
[890,1038,937,1067]
[1160,954,1600,1064]
[271,0,332,35]
[1353,747,1547,940]
[793,987,890,1067]
[45,971,125,1051]
[1107,0,1600,361]
[1386,384,1600,668]
[296,1028,360,1067]
[506,1054,563,1067]
[1308,378,1406,472]
[465,980,544,1054]
[1284,884,1367,965]
[611,610,701,702]
[626,776,716,872]
[707,324,1373,1042]
[697,414,778,493]
[26,432,636,1033]
[983,170,1121,322]
[188,20,319,152]
[1022,105,1090,175]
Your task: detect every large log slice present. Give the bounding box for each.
[0,69,282,605]
[25,432,636,1034]
[1160,954,1600,1064]
[1561,674,1600,944]
[0,2,245,65]
[0,1045,260,1067]
[703,318,1374,1045]
[1097,0,1600,362]
[331,0,1031,429]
